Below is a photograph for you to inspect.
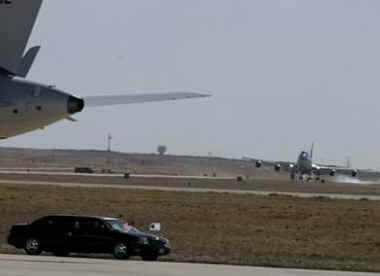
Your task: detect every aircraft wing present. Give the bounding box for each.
[0,0,43,76]
[83,92,210,107]
[313,165,359,177]
[243,157,295,171]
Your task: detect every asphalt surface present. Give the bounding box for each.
[0,179,380,200]
[0,254,378,276]
[0,170,236,180]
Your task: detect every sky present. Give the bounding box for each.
[3,0,380,169]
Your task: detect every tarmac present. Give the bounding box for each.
[0,254,378,276]
[0,170,236,180]
[1,178,380,200]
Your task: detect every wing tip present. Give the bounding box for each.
[186,92,212,98]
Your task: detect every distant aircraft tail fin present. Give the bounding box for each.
[0,0,43,76]
[310,142,314,159]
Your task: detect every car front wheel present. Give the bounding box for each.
[113,242,129,260]
[25,238,42,255]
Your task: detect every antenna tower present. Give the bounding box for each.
[107,132,112,152]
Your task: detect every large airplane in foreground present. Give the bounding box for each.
[245,143,359,181]
[0,1,208,139]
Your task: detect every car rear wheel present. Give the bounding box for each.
[113,242,129,260]
[25,238,42,255]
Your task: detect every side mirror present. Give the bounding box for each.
[149,223,161,232]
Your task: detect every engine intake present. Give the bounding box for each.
[67,96,84,114]
[351,170,358,177]
[255,160,262,168]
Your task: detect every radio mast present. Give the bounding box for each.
[107,132,112,152]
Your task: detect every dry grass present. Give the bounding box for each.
[1,183,380,272]
[0,147,262,177]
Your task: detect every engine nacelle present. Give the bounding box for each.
[329,169,336,176]
[351,169,358,177]
[274,164,281,172]
[314,167,321,176]
[255,160,262,168]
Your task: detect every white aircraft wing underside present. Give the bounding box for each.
[83,92,210,107]
[0,0,43,75]
[243,157,295,170]
[316,165,356,175]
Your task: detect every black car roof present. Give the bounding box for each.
[40,215,120,221]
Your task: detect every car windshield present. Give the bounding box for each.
[106,219,142,233]
[106,220,124,232]
[127,227,141,233]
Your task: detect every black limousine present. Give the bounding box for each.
[8,215,170,260]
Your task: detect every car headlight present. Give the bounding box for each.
[138,237,149,245]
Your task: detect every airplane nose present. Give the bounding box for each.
[67,96,84,114]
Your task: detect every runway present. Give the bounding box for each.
[0,179,380,200]
[0,170,236,180]
[0,254,378,276]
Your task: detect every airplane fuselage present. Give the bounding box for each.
[295,151,313,175]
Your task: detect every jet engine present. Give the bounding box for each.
[274,164,281,172]
[329,169,336,176]
[255,160,262,168]
[351,169,358,177]
[314,167,321,175]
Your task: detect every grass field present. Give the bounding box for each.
[1,182,380,272]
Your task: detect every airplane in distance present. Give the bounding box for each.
[0,0,209,139]
[245,143,359,182]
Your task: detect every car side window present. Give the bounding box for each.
[100,223,107,230]
[74,221,80,229]
[91,220,102,233]
[64,219,81,234]
[33,217,65,235]
[70,220,82,234]
[76,218,102,234]
[87,219,107,234]
[93,220,107,233]
[34,217,53,228]
[81,219,95,234]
